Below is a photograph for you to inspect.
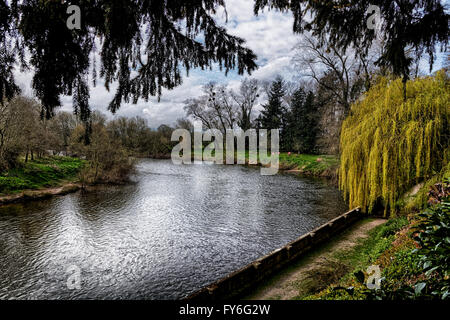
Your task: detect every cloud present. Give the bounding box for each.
[12,1,446,128]
[13,0,300,127]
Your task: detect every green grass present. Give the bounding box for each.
[0,157,85,194]
[302,216,410,300]
[333,217,409,276]
[277,153,339,174]
[232,150,339,176]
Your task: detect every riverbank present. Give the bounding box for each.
[0,183,82,205]
[0,157,85,205]
[150,153,340,179]
[244,217,388,299]
[277,153,338,179]
[246,215,421,300]
[241,152,339,178]
[245,178,450,300]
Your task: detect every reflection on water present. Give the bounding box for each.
[0,159,347,299]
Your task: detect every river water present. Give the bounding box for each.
[0,159,347,299]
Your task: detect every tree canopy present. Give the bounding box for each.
[339,71,449,215]
[0,0,257,121]
[255,0,449,87]
[284,89,318,153]
[258,76,286,130]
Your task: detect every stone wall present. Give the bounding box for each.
[185,207,361,301]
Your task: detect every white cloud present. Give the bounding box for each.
[13,0,300,127]
[12,1,446,128]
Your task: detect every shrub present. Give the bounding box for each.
[71,123,135,185]
[412,195,450,299]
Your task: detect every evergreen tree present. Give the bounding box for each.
[257,77,287,147]
[258,77,286,130]
[285,89,318,154]
[284,87,305,152]
[301,91,318,153]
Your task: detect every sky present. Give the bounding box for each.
[12,0,448,128]
[13,0,301,128]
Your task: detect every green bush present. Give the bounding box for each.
[382,249,422,290]
[412,194,450,299]
[332,197,450,300]
[378,217,409,238]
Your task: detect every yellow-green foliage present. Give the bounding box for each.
[339,71,449,215]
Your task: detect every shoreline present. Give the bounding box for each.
[185,207,362,301]
[0,182,82,206]
[244,218,387,300]
[145,154,339,180]
[0,155,339,206]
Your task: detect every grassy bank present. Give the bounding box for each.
[245,218,387,300]
[230,151,339,177]
[246,177,449,301]
[300,216,411,299]
[277,153,338,176]
[303,179,449,300]
[161,151,340,178]
[0,157,85,195]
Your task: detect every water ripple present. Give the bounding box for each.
[0,159,347,299]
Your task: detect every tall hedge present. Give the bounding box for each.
[339,71,449,215]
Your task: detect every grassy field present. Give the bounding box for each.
[0,157,85,195]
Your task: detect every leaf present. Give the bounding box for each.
[425,266,438,277]
[415,282,426,295]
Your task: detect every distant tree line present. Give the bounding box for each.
[0,96,188,182]
[183,72,354,155]
[1,1,446,142]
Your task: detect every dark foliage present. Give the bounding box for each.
[284,89,318,153]
[257,76,286,131]
[254,0,449,90]
[1,0,257,122]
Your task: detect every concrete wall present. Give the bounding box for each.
[185,207,361,301]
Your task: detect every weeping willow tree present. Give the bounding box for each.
[339,71,449,215]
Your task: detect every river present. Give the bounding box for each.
[0,159,347,299]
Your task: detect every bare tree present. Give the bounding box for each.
[175,118,194,132]
[184,82,238,133]
[293,34,377,113]
[231,78,261,130]
[49,111,78,153]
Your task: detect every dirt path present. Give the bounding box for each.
[244,218,386,300]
